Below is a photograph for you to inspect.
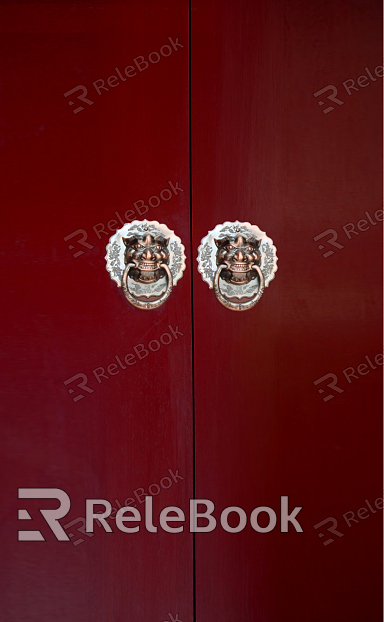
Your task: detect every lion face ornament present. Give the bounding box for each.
[106,221,186,310]
[215,235,261,285]
[123,233,170,285]
[197,222,278,311]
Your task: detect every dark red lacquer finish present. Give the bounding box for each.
[192,0,382,620]
[1,2,193,621]
[1,0,382,620]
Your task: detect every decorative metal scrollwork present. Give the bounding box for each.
[197,221,277,311]
[106,220,186,310]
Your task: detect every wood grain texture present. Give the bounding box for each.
[191,0,382,620]
[1,2,193,621]
[1,0,382,619]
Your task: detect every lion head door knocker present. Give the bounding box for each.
[197,221,278,311]
[105,220,186,310]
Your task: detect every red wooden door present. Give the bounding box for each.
[191,1,382,620]
[1,2,193,621]
[1,0,382,621]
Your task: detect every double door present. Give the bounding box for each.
[2,0,382,620]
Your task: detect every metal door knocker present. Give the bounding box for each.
[105,220,186,309]
[197,221,278,311]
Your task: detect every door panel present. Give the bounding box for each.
[191,0,382,620]
[1,2,193,621]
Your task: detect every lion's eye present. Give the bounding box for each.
[156,245,161,250]
[136,244,143,249]
[227,245,233,250]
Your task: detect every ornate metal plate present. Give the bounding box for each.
[105,220,186,309]
[197,221,278,311]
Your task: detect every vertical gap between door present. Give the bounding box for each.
[188,1,196,620]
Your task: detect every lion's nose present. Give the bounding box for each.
[143,249,153,260]
[234,251,244,261]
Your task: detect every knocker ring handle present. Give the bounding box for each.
[213,263,265,311]
[122,263,173,310]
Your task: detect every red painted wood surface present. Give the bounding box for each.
[1,0,382,620]
[191,0,382,620]
[1,2,193,621]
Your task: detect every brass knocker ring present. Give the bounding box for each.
[213,263,265,311]
[122,262,173,310]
